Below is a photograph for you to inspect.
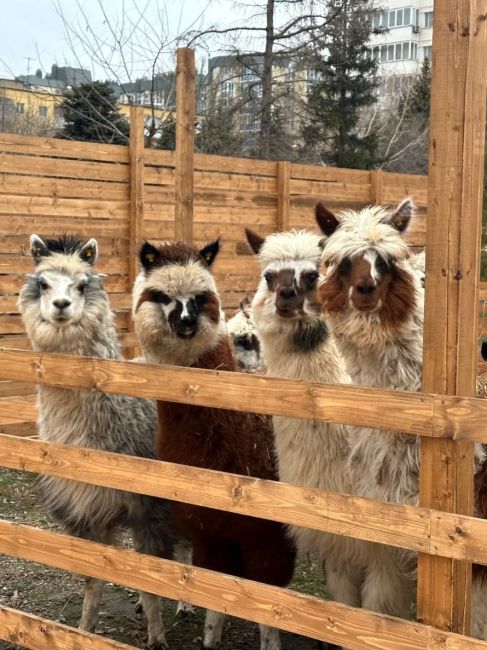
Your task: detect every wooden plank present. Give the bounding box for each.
[0,255,127,275]
[290,179,373,202]
[6,433,487,564]
[0,174,129,201]
[291,164,371,184]
[0,381,35,397]
[2,348,487,441]
[0,606,137,649]
[277,161,290,231]
[0,131,129,163]
[1,520,487,650]
[0,153,129,183]
[143,148,175,167]
[0,195,129,219]
[174,47,195,242]
[418,0,487,635]
[370,170,384,204]
[194,152,276,176]
[0,215,130,238]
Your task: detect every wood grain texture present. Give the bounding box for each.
[1,519,487,650]
[418,0,487,635]
[3,433,487,563]
[0,606,136,650]
[277,160,291,231]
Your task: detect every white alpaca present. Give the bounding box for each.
[316,200,487,637]
[246,227,366,613]
[226,295,263,371]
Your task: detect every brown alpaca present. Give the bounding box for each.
[132,239,296,650]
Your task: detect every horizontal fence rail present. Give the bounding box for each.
[1,347,487,442]
[1,519,487,650]
[1,432,487,564]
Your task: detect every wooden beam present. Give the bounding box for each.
[127,105,145,358]
[370,169,383,204]
[2,347,487,440]
[4,432,487,564]
[276,160,291,230]
[418,0,487,635]
[0,606,136,650]
[174,47,195,241]
[2,520,487,650]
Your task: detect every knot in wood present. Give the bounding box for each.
[271,603,289,620]
[39,625,47,635]
[186,384,200,398]
[455,525,464,536]
[180,566,192,585]
[454,269,463,280]
[232,484,242,503]
[32,361,45,377]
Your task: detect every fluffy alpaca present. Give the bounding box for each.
[246,227,368,618]
[408,250,425,288]
[132,239,296,650]
[225,295,263,371]
[316,200,487,637]
[18,234,180,649]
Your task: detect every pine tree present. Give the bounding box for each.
[196,104,242,156]
[301,0,380,169]
[405,57,431,124]
[58,81,129,144]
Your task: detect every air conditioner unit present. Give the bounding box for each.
[412,25,420,33]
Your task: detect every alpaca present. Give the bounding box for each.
[226,294,263,371]
[245,227,366,614]
[316,200,487,637]
[132,239,296,650]
[18,234,181,650]
[409,250,425,288]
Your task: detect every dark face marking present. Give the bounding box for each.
[232,333,261,353]
[265,267,320,318]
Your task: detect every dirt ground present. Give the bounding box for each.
[0,468,335,650]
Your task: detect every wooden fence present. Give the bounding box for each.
[1,2,487,648]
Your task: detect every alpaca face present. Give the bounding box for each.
[226,296,262,370]
[317,200,419,326]
[19,235,107,349]
[133,240,223,363]
[246,229,324,322]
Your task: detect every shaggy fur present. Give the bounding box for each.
[226,295,263,371]
[409,250,425,288]
[316,202,487,637]
[247,228,369,622]
[18,234,180,649]
[132,239,296,650]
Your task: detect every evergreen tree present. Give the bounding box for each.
[404,56,431,124]
[196,104,242,156]
[301,0,380,169]
[58,81,129,144]
[156,118,176,150]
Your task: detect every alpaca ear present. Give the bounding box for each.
[315,202,339,237]
[245,228,265,255]
[139,242,161,270]
[387,198,414,233]
[79,239,98,265]
[199,238,220,267]
[30,234,50,263]
[240,294,251,312]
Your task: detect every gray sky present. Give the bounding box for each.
[0,0,260,81]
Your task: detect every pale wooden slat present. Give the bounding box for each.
[0,214,130,237]
[0,195,129,219]
[0,153,129,183]
[1,519,486,650]
[291,164,371,184]
[194,152,276,177]
[0,174,129,201]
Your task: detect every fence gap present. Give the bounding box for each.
[418,0,487,633]
[175,47,195,242]
[276,160,291,231]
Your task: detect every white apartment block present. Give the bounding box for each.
[369,1,434,76]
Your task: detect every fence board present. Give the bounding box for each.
[0,174,129,201]
[0,153,128,182]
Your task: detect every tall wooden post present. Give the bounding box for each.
[370,169,383,204]
[276,161,291,231]
[127,105,145,358]
[175,48,195,242]
[418,0,487,634]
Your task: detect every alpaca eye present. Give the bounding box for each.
[195,293,207,307]
[338,258,351,276]
[78,282,87,294]
[306,272,319,287]
[39,279,49,291]
[376,256,392,275]
[264,272,274,288]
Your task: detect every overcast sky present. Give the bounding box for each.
[0,0,264,81]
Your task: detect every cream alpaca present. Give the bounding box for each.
[317,200,487,637]
[247,227,368,615]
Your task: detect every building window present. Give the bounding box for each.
[387,44,394,61]
[424,11,433,28]
[396,9,404,26]
[411,42,418,59]
[402,42,410,59]
[38,105,48,118]
[404,8,411,24]
[381,45,387,62]
[389,11,396,27]
[423,45,432,61]
[395,44,402,60]
[16,102,24,115]
[380,11,388,27]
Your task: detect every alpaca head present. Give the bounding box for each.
[19,235,111,353]
[409,250,425,288]
[133,239,223,364]
[246,228,324,328]
[226,295,262,371]
[317,199,420,327]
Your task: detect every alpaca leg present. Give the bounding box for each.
[472,573,487,639]
[174,539,196,616]
[323,556,362,608]
[203,610,226,649]
[79,576,105,632]
[259,624,281,650]
[138,591,168,650]
[361,549,414,618]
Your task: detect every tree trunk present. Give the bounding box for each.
[260,0,274,159]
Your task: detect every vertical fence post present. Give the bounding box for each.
[370,169,383,204]
[276,160,291,231]
[175,47,195,242]
[127,105,145,358]
[418,0,487,634]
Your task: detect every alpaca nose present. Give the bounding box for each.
[53,298,71,310]
[180,313,196,324]
[279,287,296,300]
[356,281,375,295]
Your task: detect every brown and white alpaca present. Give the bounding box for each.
[132,239,296,650]
[226,294,263,371]
[245,228,366,614]
[316,200,487,636]
[18,234,180,649]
